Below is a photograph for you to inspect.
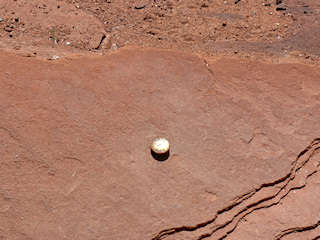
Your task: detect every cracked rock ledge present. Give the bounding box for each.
[152,138,320,240]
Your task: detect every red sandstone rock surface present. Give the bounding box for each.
[0,0,319,239]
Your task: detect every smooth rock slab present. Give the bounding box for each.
[0,48,319,239]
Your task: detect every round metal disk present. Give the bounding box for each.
[151,138,170,154]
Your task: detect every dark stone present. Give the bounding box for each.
[276,3,287,11]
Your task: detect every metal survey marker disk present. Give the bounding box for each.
[151,138,170,155]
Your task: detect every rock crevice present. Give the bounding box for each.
[152,139,320,240]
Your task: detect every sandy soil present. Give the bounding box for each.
[0,0,319,61]
[0,0,320,239]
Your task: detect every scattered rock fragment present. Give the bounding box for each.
[276,3,287,11]
[4,26,13,32]
[235,119,255,144]
[157,35,167,40]
[88,31,107,50]
[100,34,112,49]
[135,2,147,9]
[115,38,125,48]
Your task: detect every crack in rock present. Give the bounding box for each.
[152,138,320,240]
[0,126,20,141]
[203,59,215,78]
[64,156,84,165]
[274,220,320,240]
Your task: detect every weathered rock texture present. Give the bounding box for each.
[1,0,320,239]
[1,48,319,239]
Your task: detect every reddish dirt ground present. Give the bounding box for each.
[0,0,320,240]
[0,0,319,61]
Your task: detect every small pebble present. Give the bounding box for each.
[4,26,13,32]
[135,2,147,9]
[276,3,287,11]
[66,42,70,45]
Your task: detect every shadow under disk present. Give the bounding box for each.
[151,150,170,161]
